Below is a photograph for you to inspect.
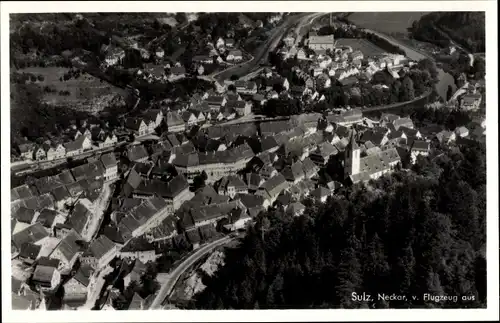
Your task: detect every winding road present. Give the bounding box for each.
[211,13,321,84]
[149,235,236,309]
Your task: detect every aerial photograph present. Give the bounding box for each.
[8,10,487,311]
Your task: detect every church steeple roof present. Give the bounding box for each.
[348,128,359,150]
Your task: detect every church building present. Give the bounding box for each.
[344,129,401,184]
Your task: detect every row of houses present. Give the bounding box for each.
[18,122,120,162]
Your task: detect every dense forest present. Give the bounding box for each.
[409,12,485,53]
[193,141,486,309]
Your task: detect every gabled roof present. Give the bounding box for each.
[286,202,306,215]
[313,142,338,158]
[88,235,116,260]
[170,66,186,75]
[282,161,305,182]
[11,184,36,202]
[73,264,93,287]
[64,135,89,152]
[147,214,178,241]
[399,126,419,137]
[310,186,331,200]
[51,185,70,202]
[128,293,144,310]
[37,208,59,228]
[100,152,118,168]
[13,206,36,224]
[260,120,294,136]
[125,118,146,131]
[12,222,49,249]
[58,170,76,185]
[19,242,42,260]
[359,147,400,175]
[134,175,189,199]
[190,201,239,224]
[66,201,92,235]
[219,175,247,191]
[392,117,414,130]
[33,265,57,284]
[360,129,386,146]
[167,134,181,147]
[165,111,184,127]
[34,175,65,195]
[127,145,149,162]
[234,193,265,209]
[260,173,288,198]
[71,161,104,182]
[302,157,319,178]
[133,162,153,177]
[411,140,430,151]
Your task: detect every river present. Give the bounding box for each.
[435,67,456,101]
[363,66,456,119]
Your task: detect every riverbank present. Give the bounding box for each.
[361,89,432,113]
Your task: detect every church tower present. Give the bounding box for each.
[344,129,360,179]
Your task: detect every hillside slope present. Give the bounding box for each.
[409,12,485,52]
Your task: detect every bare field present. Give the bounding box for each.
[335,38,386,56]
[348,12,429,34]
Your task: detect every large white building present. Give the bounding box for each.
[308,34,335,51]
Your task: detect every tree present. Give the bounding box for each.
[470,57,485,79]
[230,74,239,81]
[400,76,415,101]
[446,85,454,101]
[192,171,207,191]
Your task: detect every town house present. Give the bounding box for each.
[33,146,47,161]
[226,50,243,62]
[82,235,119,270]
[234,80,258,95]
[49,230,84,275]
[165,111,186,133]
[308,34,335,51]
[204,95,228,110]
[64,136,92,157]
[125,118,149,137]
[98,133,118,149]
[144,109,164,129]
[46,143,66,161]
[105,47,125,66]
[100,152,118,181]
[62,264,93,305]
[18,143,35,160]
[182,111,198,127]
[32,260,61,292]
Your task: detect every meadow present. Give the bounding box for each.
[335,38,386,56]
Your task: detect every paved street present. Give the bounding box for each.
[82,182,113,242]
[149,235,235,309]
[82,265,114,310]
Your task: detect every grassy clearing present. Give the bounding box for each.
[335,38,386,56]
[17,67,125,110]
[348,12,428,34]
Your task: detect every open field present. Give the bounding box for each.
[335,38,386,56]
[348,12,428,34]
[15,67,126,112]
